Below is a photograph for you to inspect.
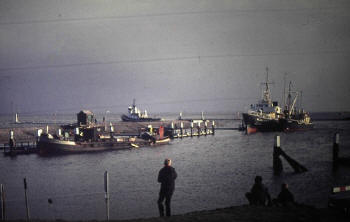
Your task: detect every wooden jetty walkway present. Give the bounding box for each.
[1,141,38,156]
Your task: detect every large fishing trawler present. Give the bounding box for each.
[242,68,313,133]
[242,68,284,133]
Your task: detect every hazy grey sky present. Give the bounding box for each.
[1,0,350,114]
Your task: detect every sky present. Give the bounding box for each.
[1,0,350,115]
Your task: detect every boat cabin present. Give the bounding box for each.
[77,110,94,126]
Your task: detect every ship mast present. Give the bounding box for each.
[261,67,273,105]
[287,81,299,116]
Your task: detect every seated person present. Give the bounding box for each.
[245,176,272,206]
[274,183,295,206]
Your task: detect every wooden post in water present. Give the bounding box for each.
[110,123,114,139]
[180,122,183,138]
[204,121,207,136]
[190,122,193,137]
[1,184,5,221]
[273,135,283,175]
[333,132,340,170]
[197,122,201,137]
[37,129,43,142]
[23,178,30,221]
[104,171,110,221]
[171,122,174,138]
[9,130,15,151]
[212,121,215,135]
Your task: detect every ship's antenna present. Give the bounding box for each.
[299,90,303,110]
[261,67,274,104]
[265,67,269,91]
[283,73,287,109]
[287,81,292,111]
[132,98,136,108]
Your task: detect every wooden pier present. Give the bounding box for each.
[1,141,38,156]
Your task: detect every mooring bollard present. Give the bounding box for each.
[333,132,340,169]
[23,178,30,221]
[273,135,283,175]
[1,184,5,221]
[104,171,110,221]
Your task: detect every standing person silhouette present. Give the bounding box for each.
[157,158,177,217]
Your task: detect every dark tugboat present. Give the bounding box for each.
[121,99,162,122]
[38,110,169,155]
[242,68,312,133]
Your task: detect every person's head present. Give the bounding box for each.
[255,176,262,183]
[281,183,288,190]
[164,158,172,166]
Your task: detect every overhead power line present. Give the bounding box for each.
[0,6,349,25]
[0,49,349,73]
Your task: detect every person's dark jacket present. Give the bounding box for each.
[250,182,271,205]
[158,166,177,194]
[277,188,294,205]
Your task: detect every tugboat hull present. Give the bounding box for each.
[38,138,133,155]
[121,114,161,122]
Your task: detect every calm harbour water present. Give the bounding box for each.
[0,116,349,220]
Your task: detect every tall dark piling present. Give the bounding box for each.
[104,171,110,221]
[197,122,201,137]
[273,135,307,174]
[171,122,174,138]
[212,121,215,135]
[23,178,30,221]
[37,129,43,143]
[180,122,184,138]
[273,135,283,175]
[9,130,15,151]
[333,132,339,169]
[190,122,193,137]
[1,184,5,221]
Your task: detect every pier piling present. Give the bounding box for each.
[23,178,30,221]
[273,135,283,175]
[1,184,5,221]
[9,130,15,151]
[333,132,340,169]
[180,122,184,139]
[104,171,110,221]
[197,122,201,137]
[190,122,193,137]
[273,135,307,175]
[212,121,215,135]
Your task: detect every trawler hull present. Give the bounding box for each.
[242,113,284,132]
[242,113,313,133]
